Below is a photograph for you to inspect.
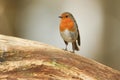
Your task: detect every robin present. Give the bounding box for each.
[59,12,80,53]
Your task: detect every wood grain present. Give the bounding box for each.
[0,34,120,80]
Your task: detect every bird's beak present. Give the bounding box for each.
[59,16,62,18]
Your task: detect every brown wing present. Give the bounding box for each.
[70,13,80,46]
[77,29,80,46]
[73,19,80,46]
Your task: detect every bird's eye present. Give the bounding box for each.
[65,15,68,18]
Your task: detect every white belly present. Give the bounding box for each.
[60,29,78,42]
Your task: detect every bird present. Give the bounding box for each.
[59,12,80,53]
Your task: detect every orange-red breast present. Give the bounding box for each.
[59,12,80,53]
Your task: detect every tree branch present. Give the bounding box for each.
[0,34,120,80]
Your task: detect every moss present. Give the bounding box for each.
[50,60,70,70]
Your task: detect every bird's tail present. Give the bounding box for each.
[72,41,79,52]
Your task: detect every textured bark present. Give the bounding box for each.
[0,34,120,80]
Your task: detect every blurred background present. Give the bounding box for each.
[0,0,120,70]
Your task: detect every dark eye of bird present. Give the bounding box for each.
[65,15,68,18]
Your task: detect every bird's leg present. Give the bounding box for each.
[70,48,75,53]
[72,42,75,53]
[64,44,67,51]
[63,40,68,51]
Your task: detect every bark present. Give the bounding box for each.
[0,34,120,80]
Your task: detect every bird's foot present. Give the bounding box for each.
[63,48,67,51]
[70,50,75,53]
